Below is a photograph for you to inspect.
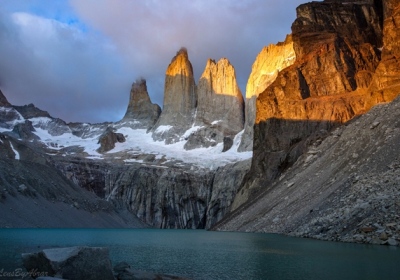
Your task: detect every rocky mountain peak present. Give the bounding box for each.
[233,0,397,210]
[200,58,242,98]
[0,89,11,107]
[195,57,243,128]
[152,47,197,143]
[122,78,161,129]
[239,35,296,151]
[184,57,244,150]
[13,103,51,119]
[165,47,193,77]
[245,35,295,100]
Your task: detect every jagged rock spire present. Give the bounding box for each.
[238,35,296,152]
[122,78,161,129]
[184,57,244,151]
[152,47,197,143]
[0,89,11,107]
[195,58,244,132]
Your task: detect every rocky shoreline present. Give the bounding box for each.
[21,246,189,280]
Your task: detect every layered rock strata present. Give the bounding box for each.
[152,48,197,144]
[239,35,296,151]
[53,158,251,229]
[232,0,397,210]
[122,78,161,129]
[185,58,244,150]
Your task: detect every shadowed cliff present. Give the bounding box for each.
[232,0,400,211]
[214,0,400,246]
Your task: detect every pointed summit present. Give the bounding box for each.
[122,78,161,129]
[184,58,244,150]
[238,35,296,152]
[196,58,244,131]
[152,47,197,143]
[0,89,11,107]
[163,47,196,117]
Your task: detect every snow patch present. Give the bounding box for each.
[154,125,173,134]
[10,142,20,160]
[124,159,144,163]
[30,117,52,126]
[110,127,252,169]
[181,125,203,139]
[32,127,101,156]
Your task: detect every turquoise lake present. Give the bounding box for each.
[0,229,399,279]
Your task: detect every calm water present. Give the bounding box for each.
[0,229,399,280]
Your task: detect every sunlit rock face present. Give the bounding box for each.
[239,35,296,151]
[152,48,197,143]
[233,0,400,210]
[196,58,243,131]
[291,0,383,97]
[369,0,400,97]
[184,58,244,150]
[122,78,161,129]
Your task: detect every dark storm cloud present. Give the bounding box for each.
[0,0,308,123]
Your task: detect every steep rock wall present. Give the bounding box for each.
[122,78,161,129]
[239,35,296,152]
[152,48,197,144]
[232,0,397,210]
[53,158,250,229]
[185,58,244,150]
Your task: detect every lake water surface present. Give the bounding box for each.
[0,229,399,280]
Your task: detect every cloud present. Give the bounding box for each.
[0,8,132,123]
[71,0,306,97]
[0,0,308,123]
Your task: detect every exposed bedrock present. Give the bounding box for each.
[239,35,296,152]
[52,158,250,229]
[151,48,197,144]
[185,58,244,150]
[121,78,161,130]
[232,0,399,210]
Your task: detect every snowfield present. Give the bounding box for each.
[111,127,252,169]
[0,109,252,169]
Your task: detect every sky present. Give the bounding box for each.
[0,0,307,123]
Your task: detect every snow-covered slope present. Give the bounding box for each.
[0,107,252,169]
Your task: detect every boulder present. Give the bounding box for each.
[222,136,233,152]
[97,126,126,153]
[22,246,114,280]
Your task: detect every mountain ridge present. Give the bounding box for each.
[214,0,400,246]
[0,0,398,247]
